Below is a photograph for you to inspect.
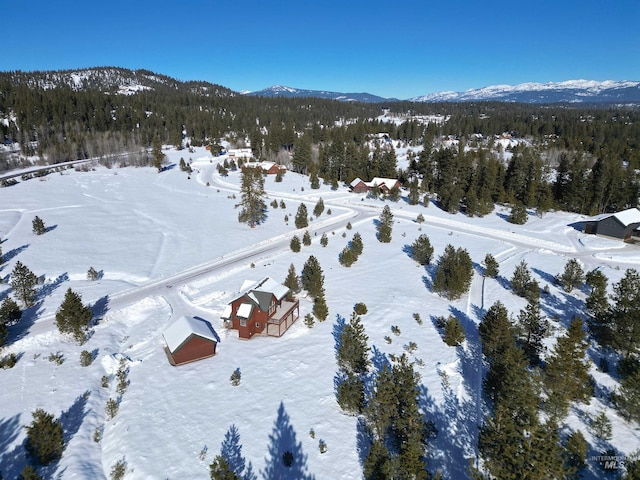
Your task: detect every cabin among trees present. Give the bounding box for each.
[241,160,286,175]
[162,316,218,366]
[583,207,640,241]
[226,148,253,160]
[349,177,401,194]
[221,277,300,339]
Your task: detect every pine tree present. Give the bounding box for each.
[615,366,640,422]
[516,296,548,365]
[292,133,312,174]
[350,232,363,256]
[510,260,532,297]
[564,430,588,479]
[151,136,165,172]
[408,178,420,205]
[558,258,584,293]
[312,294,328,321]
[301,255,324,298]
[482,253,499,278]
[10,261,38,307]
[477,347,567,480]
[55,288,93,343]
[479,301,514,362]
[336,312,370,376]
[432,244,474,300]
[443,316,465,346]
[25,409,64,465]
[294,203,309,229]
[210,455,240,480]
[544,317,591,419]
[237,166,267,227]
[376,205,393,243]
[320,232,328,247]
[410,234,434,266]
[365,354,427,479]
[339,247,356,267]
[310,170,320,189]
[484,338,530,405]
[290,235,301,252]
[585,269,609,342]
[363,439,393,480]
[283,264,301,295]
[608,268,640,357]
[591,410,612,441]
[508,202,528,224]
[313,198,325,217]
[32,216,46,235]
[87,266,100,281]
[302,230,311,246]
[336,372,365,415]
[0,296,22,326]
[19,465,42,480]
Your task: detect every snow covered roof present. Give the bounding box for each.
[252,277,289,300]
[237,303,253,319]
[226,277,290,313]
[369,177,400,189]
[221,304,232,320]
[163,316,217,353]
[350,177,365,187]
[588,208,640,227]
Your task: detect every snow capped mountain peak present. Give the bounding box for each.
[411,79,640,103]
[268,85,299,93]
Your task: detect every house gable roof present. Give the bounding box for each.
[225,277,290,314]
[588,208,640,227]
[163,316,217,353]
[369,177,400,189]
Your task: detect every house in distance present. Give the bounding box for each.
[349,177,401,194]
[583,207,640,241]
[221,277,300,339]
[241,160,286,175]
[162,316,218,366]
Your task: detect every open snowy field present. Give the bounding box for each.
[1,146,639,479]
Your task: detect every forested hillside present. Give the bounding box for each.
[1,67,639,216]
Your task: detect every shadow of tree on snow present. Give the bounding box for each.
[0,244,29,266]
[220,424,257,480]
[90,295,110,326]
[261,402,314,480]
[39,272,69,299]
[0,414,25,479]
[9,300,44,343]
[59,391,90,445]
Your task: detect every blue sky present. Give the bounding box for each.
[3,0,639,99]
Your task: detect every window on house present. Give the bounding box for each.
[240,319,246,327]
[256,322,261,328]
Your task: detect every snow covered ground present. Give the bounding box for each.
[0,146,639,479]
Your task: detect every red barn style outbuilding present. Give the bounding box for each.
[221,277,300,340]
[163,316,218,366]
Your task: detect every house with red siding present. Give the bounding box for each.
[241,161,286,175]
[349,177,401,194]
[163,316,218,366]
[349,177,369,194]
[221,277,300,339]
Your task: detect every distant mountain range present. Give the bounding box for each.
[243,85,398,103]
[247,80,640,104]
[410,80,640,104]
[3,67,639,105]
